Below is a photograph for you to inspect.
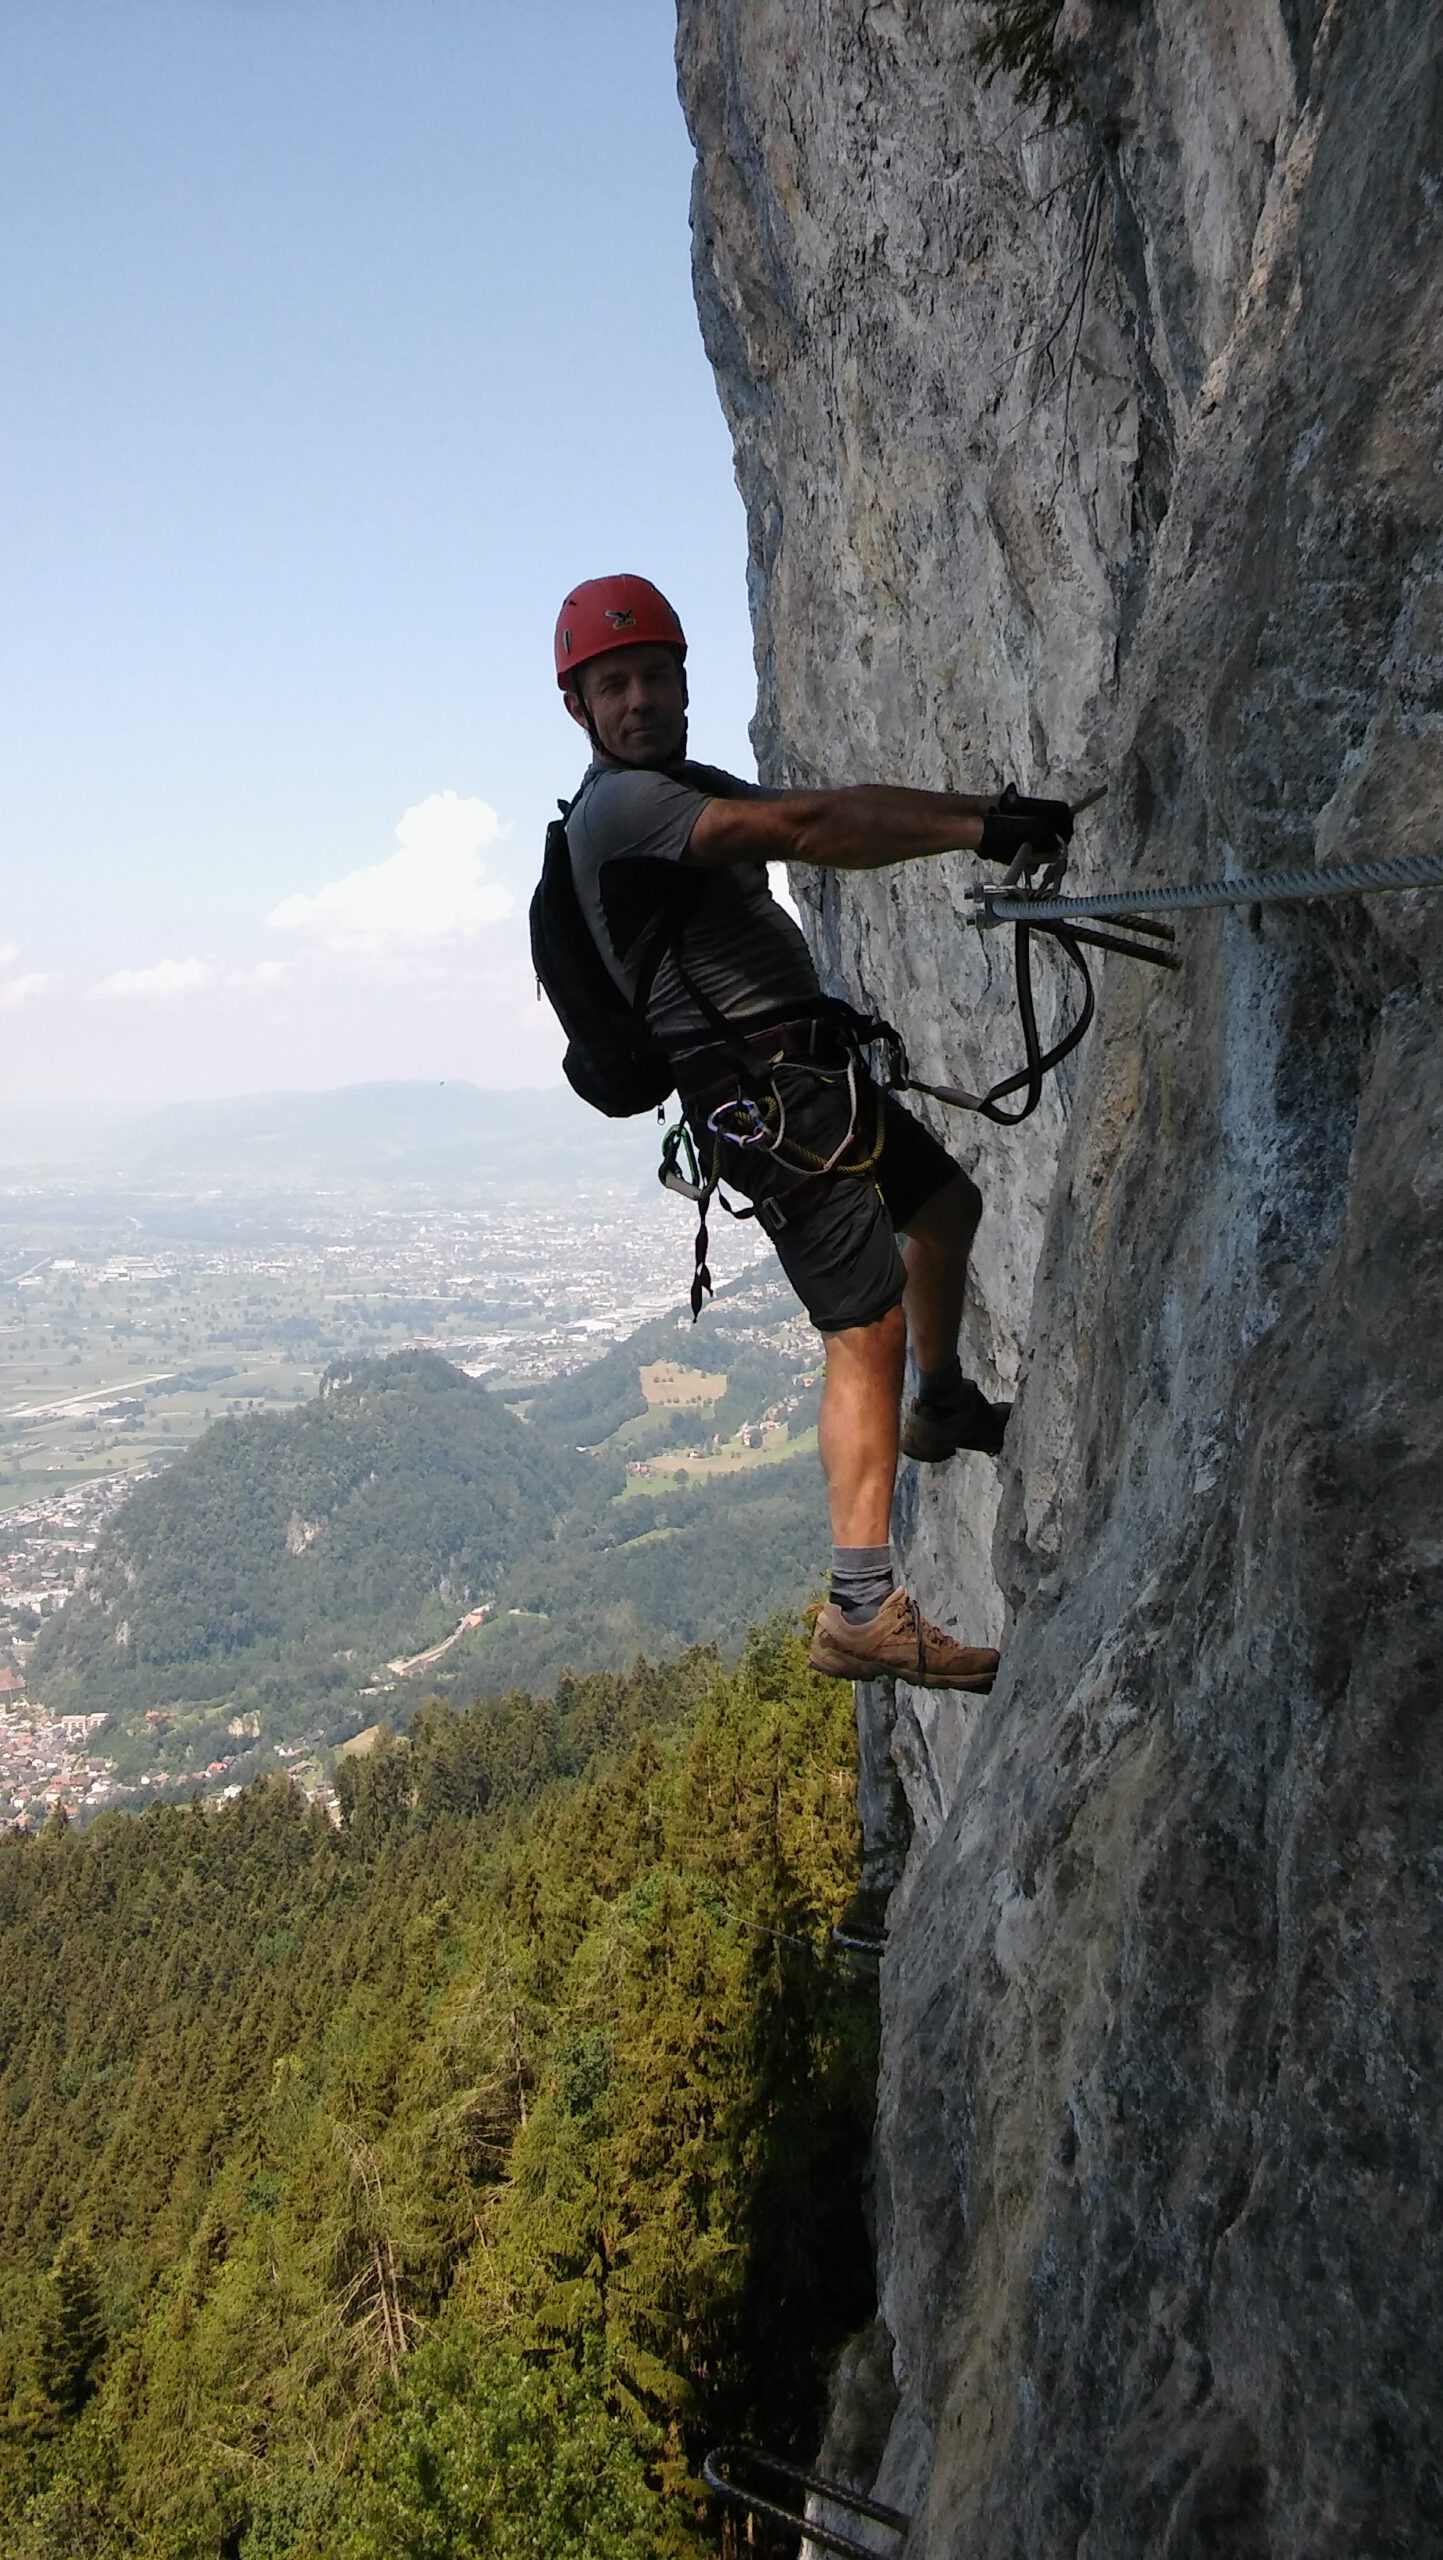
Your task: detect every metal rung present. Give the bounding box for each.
[831,1924,885,1957]
[1053,922,1180,970]
[1098,910,1176,940]
[703,2445,910,2557]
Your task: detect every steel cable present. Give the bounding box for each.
[977,845,1443,926]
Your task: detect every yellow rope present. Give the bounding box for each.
[707,1059,886,1182]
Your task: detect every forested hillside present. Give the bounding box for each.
[30,1352,580,1732]
[27,1270,828,1780]
[0,1627,875,2556]
[433,1459,826,1697]
[521,1298,808,1459]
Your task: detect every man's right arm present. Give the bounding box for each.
[686,782,1062,873]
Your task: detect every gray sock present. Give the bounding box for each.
[917,1356,965,1410]
[829,1544,896,1624]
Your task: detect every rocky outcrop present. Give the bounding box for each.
[679,1,1443,2549]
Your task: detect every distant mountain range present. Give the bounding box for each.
[0,1081,663,1191]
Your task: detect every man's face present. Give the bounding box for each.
[565,643,687,766]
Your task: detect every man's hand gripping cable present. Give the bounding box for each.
[901,783,1181,1127]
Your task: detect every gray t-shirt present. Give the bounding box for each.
[565,756,821,1056]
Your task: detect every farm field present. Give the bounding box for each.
[0,1170,753,1517]
[0,1249,388,1509]
[619,1420,818,1493]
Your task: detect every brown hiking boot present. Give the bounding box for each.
[807,1587,999,1692]
[901,1380,1011,1463]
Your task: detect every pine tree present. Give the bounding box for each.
[35,2235,107,2425]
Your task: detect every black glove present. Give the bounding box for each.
[979,782,1074,868]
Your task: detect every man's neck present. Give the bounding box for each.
[594,746,691,776]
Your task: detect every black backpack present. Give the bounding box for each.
[528,796,686,1118]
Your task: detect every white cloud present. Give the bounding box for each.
[0,972,55,1010]
[98,957,216,1001]
[266,792,514,956]
[86,955,290,1006]
[0,943,19,972]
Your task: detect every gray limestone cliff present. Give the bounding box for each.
[677,2,1443,2551]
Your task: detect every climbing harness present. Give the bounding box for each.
[703,2444,910,2559]
[661,1002,893,1317]
[899,914,1101,1125]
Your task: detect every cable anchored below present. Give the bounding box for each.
[703,2444,911,2557]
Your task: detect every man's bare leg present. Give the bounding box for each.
[814,1167,994,1538]
[898,1169,1009,1460]
[809,1295,998,1689]
[901,1170,980,1369]
[817,1303,907,1545]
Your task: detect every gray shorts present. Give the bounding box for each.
[684,1055,970,1333]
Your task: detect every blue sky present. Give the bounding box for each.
[1,0,757,1104]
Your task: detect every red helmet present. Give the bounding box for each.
[554,575,687,690]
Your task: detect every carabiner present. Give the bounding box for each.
[658,1117,706,1200]
[706,1093,776,1149]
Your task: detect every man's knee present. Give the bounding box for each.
[904,1168,982,1250]
[824,1300,907,1371]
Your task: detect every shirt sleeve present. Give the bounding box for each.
[570,767,714,873]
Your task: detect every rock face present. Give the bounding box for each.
[678,2,1443,2550]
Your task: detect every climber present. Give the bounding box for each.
[554,574,1072,1692]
